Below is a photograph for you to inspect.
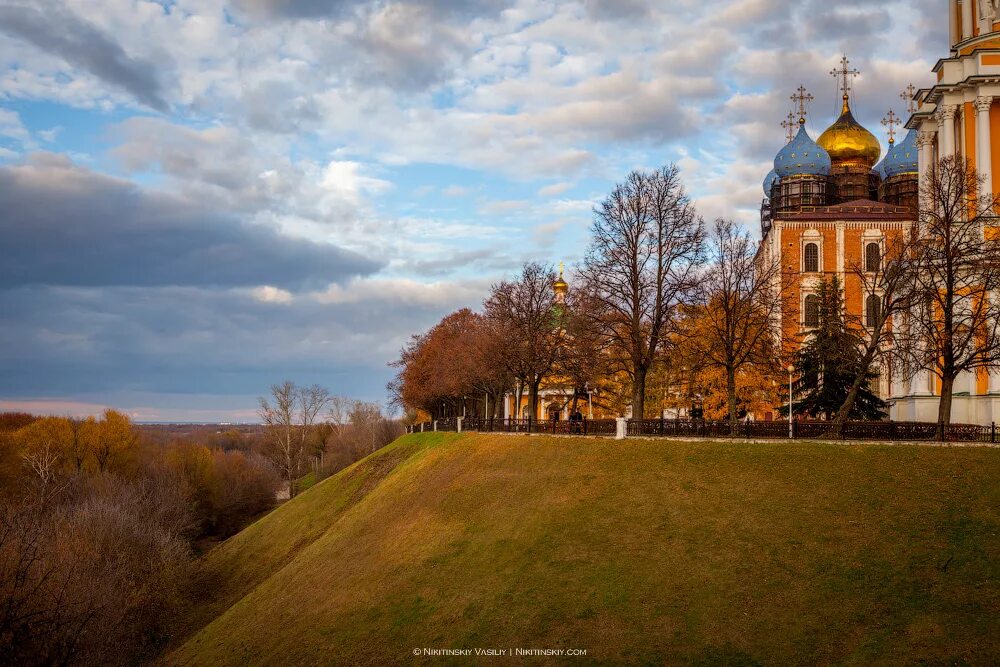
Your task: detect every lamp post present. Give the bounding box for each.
[463,396,467,418]
[787,364,794,439]
[585,382,594,420]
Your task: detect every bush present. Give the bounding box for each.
[0,475,192,666]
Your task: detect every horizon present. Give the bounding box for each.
[0,1,944,421]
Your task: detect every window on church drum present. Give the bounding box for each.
[865,242,881,272]
[804,242,819,273]
[804,295,820,327]
[866,293,881,328]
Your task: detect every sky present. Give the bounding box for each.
[0,0,946,422]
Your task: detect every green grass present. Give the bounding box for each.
[168,433,1000,665]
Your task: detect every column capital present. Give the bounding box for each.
[917,130,937,147]
[939,104,959,122]
[976,96,994,113]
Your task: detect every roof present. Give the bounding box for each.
[778,198,914,222]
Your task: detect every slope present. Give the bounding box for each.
[170,432,1000,665]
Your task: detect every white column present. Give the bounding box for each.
[940,105,958,157]
[963,0,974,40]
[977,96,994,196]
[917,130,936,220]
[951,0,960,46]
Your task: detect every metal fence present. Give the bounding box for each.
[412,416,999,443]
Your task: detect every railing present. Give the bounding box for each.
[459,416,618,436]
[410,417,999,443]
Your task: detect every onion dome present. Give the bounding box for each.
[774,123,831,178]
[817,96,881,169]
[882,129,918,177]
[873,144,891,178]
[553,262,568,296]
[763,169,779,195]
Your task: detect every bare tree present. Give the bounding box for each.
[827,232,917,436]
[484,263,564,420]
[579,165,704,419]
[689,218,782,432]
[905,156,1000,436]
[258,381,330,498]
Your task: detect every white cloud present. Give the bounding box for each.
[537,181,573,197]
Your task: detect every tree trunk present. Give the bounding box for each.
[827,367,869,439]
[632,364,647,420]
[514,380,524,420]
[529,378,542,421]
[726,365,738,435]
[937,374,955,440]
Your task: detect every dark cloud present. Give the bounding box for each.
[0,155,380,289]
[0,281,474,401]
[0,1,170,111]
[581,0,652,21]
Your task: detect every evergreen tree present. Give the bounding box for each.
[791,277,886,420]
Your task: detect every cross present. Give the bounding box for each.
[781,111,796,143]
[900,83,918,114]
[881,109,899,145]
[829,54,860,98]
[790,85,814,123]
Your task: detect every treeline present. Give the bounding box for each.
[390,166,783,429]
[391,157,1000,437]
[0,387,403,665]
[0,409,279,665]
[258,381,404,497]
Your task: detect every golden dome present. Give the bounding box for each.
[817,96,881,169]
[553,262,568,294]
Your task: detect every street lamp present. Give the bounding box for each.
[787,364,794,438]
[585,382,594,419]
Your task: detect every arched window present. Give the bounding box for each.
[866,293,881,328]
[865,242,881,272]
[804,294,820,327]
[804,242,819,273]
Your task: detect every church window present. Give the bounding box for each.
[804,294,820,327]
[866,293,881,328]
[804,242,819,273]
[865,242,881,272]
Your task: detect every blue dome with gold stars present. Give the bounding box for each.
[873,145,891,178]
[883,129,918,177]
[763,169,779,195]
[774,124,831,178]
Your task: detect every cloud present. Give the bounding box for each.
[231,0,511,20]
[0,1,170,111]
[0,155,380,289]
[537,182,573,197]
[0,279,485,402]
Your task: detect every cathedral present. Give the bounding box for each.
[760,0,1000,426]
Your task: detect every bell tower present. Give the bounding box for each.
[911,0,1000,211]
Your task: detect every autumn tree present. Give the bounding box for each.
[484,263,564,420]
[579,164,704,419]
[557,287,610,414]
[87,409,137,474]
[687,218,782,432]
[904,156,1000,436]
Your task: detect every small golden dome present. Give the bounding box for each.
[553,262,568,294]
[817,96,881,169]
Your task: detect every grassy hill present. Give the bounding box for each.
[169,432,1000,665]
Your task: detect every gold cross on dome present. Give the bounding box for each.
[791,85,814,123]
[830,54,860,98]
[900,83,918,114]
[781,111,796,143]
[881,109,900,144]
